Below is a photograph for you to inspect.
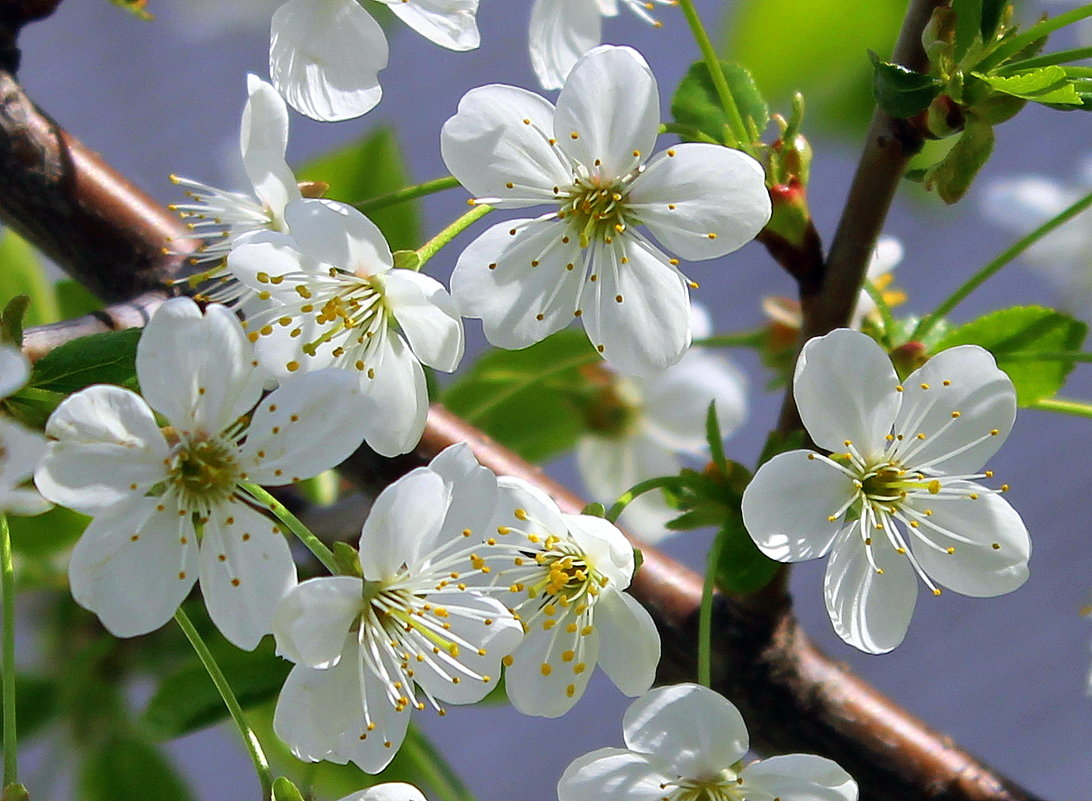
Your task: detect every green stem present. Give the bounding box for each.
[402,727,477,801]
[240,483,338,575]
[997,45,1092,73]
[1029,397,1092,417]
[354,176,462,214]
[697,533,722,689]
[978,6,1092,72]
[462,351,600,424]
[173,609,273,800]
[860,281,897,347]
[416,204,493,270]
[692,329,767,349]
[0,515,16,785]
[675,0,751,153]
[606,476,684,523]
[912,189,1092,340]
[659,122,721,145]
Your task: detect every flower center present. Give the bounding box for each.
[665,767,744,801]
[557,174,635,248]
[169,436,240,509]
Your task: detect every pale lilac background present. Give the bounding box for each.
[17,1,1092,799]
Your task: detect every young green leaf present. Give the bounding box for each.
[0,296,29,348]
[951,0,983,62]
[714,514,781,596]
[28,328,141,394]
[868,51,943,118]
[79,734,193,801]
[672,60,768,143]
[975,66,1083,104]
[705,401,728,476]
[936,306,1087,405]
[922,113,995,203]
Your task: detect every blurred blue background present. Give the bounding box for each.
[14,0,1092,799]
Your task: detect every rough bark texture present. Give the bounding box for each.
[6,1,1050,799]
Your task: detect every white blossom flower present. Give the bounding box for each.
[529,0,675,90]
[441,45,771,377]
[272,444,522,773]
[270,0,480,122]
[476,476,660,717]
[741,329,1030,654]
[0,345,48,517]
[170,75,302,307]
[337,784,428,801]
[34,298,369,650]
[577,307,748,542]
[981,160,1092,321]
[558,683,858,801]
[228,198,464,457]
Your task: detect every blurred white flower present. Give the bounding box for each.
[528,0,675,90]
[442,45,770,377]
[981,159,1092,320]
[337,784,428,801]
[228,198,464,457]
[558,683,858,801]
[741,329,1030,654]
[273,444,522,773]
[0,345,48,517]
[477,476,660,717]
[34,298,369,649]
[270,0,479,121]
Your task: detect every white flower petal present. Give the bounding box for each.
[563,512,634,589]
[528,0,604,91]
[428,442,499,541]
[200,501,297,650]
[0,419,46,491]
[381,270,464,372]
[68,497,198,638]
[628,144,771,260]
[241,74,300,228]
[576,433,677,512]
[742,450,856,562]
[440,86,568,206]
[451,218,586,349]
[274,576,364,667]
[409,593,522,704]
[823,527,917,654]
[339,783,429,801]
[504,609,599,717]
[240,369,369,483]
[375,0,479,50]
[591,589,659,697]
[0,345,29,398]
[285,199,393,275]
[641,348,748,452]
[358,333,429,457]
[137,298,266,435]
[558,748,670,801]
[581,239,691,376]
[741,753,859,801]
[37,386,168,515]
[274,649,366,764]
[554,46,658,179]
[360,469,449,578]
[892,345,1016,474]
[794,329,901,456]
[906,492,1030,597]
[495,476,569,544]
[622,683,747,776]
[270,0,387,122]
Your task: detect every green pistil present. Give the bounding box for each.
[172,438,239,505]
[558,179,632,248]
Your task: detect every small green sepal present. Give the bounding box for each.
[272,777,306,801]
[581,502,607,518]
[332,542,364,578]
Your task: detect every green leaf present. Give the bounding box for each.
[714,514,781,595]
[922,113,994,203]
[952,0,983,62]
[0,675,58,743]
[0,229,58,328]
[981,0,1006,40]
[936,306,1087,405]
[442,330,596,463]
[142,638,291,739]
[975,66,1083,104]
[705,401,728,475]
[0,296,29,348]
[107,0,153,19]
[671,61,768,143]
[78,734,193,801]
[725,0,904,134]
[8,505,88,559]
[868,51,944,118]
[29,328,141,394]
[297,128,421,251]
[55,280,103,319]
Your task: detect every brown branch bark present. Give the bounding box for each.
[6,4,1048,800]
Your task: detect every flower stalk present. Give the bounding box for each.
[415,204,493,270]
[0,514,16,786]
[240,482,338,574]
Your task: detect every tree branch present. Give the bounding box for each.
[7,8,1047,798]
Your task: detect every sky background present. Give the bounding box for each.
[12,1,1092,799]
